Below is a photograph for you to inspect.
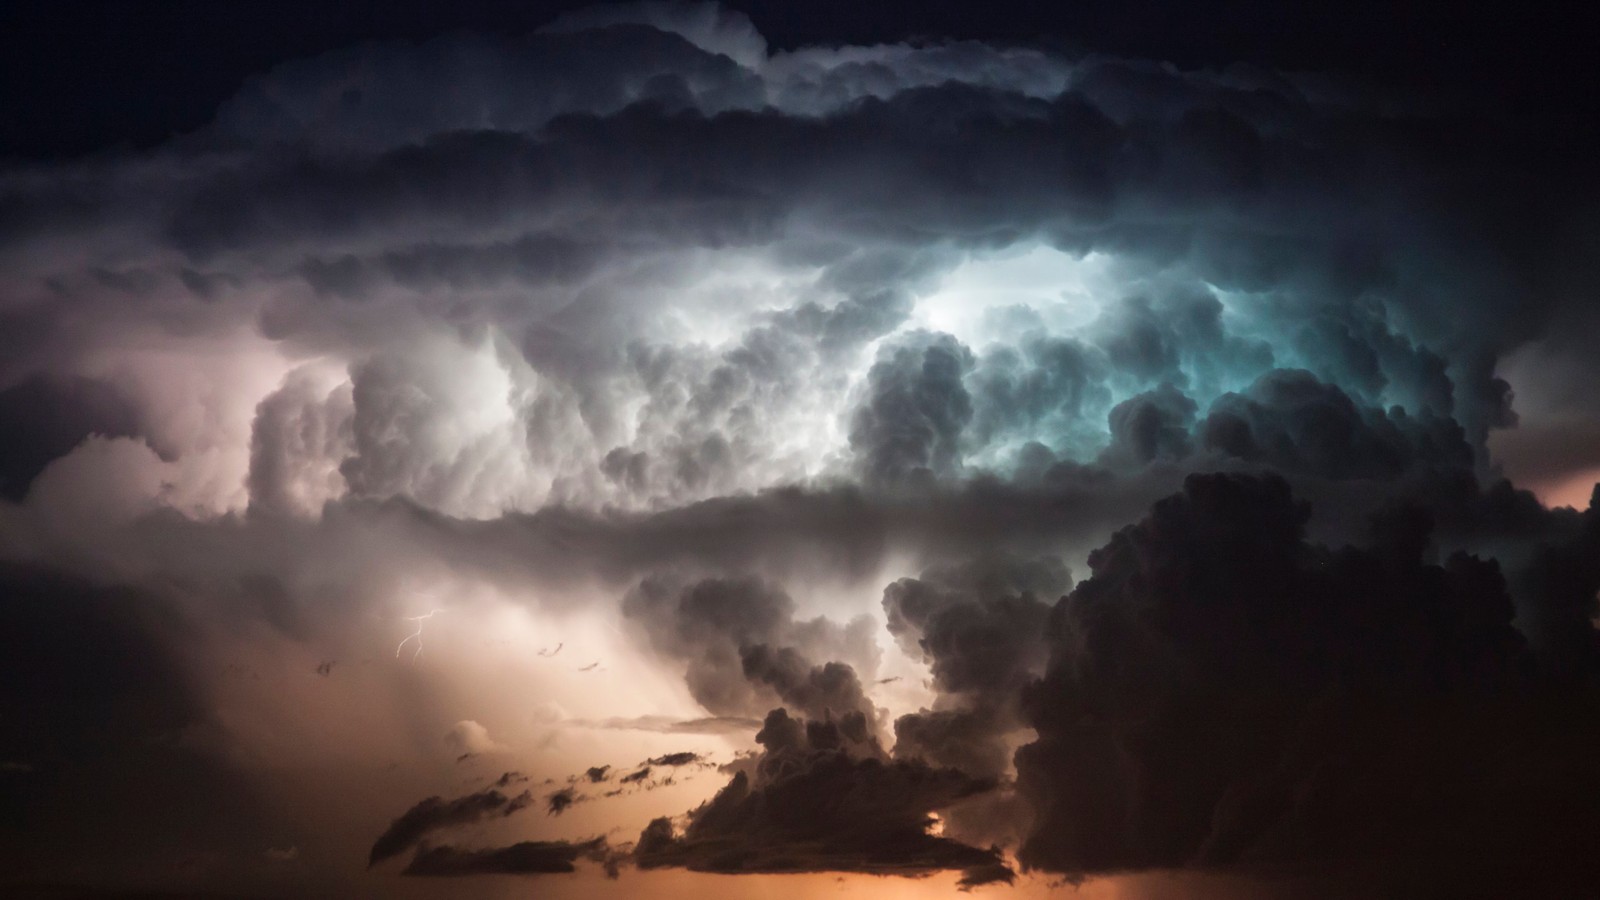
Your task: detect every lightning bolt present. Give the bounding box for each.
[397,609,444,661]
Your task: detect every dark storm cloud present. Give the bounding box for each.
[967,334,1111,463]
[1505,488,1600,681]
[635,708,1006,880]
[544,786,580,816]
[368,785,533,865]
[621,574,879,719]
[957,861,1017,890]
[1280,471,1600,677]
[1200,369,1473,480]
[739,646,879,724]
[1099,382,1197,467]
[644,752,702,767]
[883,553,1068,697]
[878,553,1070,854]
[883,553,1067,779]
[401,836,608,877]
[5,31,1569,349]
[1014,473,1600,888]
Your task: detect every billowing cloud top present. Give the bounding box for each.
[1,3,1597,898]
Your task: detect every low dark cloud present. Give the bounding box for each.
[1015,472,1600,888]
[1100,382,1197,468]
[636,708,1005,881]
[957,861,1017,890]
[644,752,702,767]
[884,553,1066,778]
[545,787,581,816]
[369,786,533,865]
[1201,369,1473,480]
[402,837,608,877]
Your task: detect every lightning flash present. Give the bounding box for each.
[397,609,444,661]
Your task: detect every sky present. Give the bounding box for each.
[1,2,1598,898]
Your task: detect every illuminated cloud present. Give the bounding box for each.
[443,720,510,757]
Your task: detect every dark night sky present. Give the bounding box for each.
[3,1,1593,159]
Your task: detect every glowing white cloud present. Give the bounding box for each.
[907,245,1110,347]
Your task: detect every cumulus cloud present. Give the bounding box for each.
[1200,369,1473,479]
[247,365,353,516]
[443,720,509,757]
[3,0,1575,519]
[635,708,1005,881]
[1015,473,1600,887]
[884,553,1067,777]
[622,574,881,721]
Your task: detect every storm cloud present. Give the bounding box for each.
[401,837,609,877]
[0,1,1596,897]
[635,708,1004,880]
[369,785,534,866]
[1016,473,1600,887]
